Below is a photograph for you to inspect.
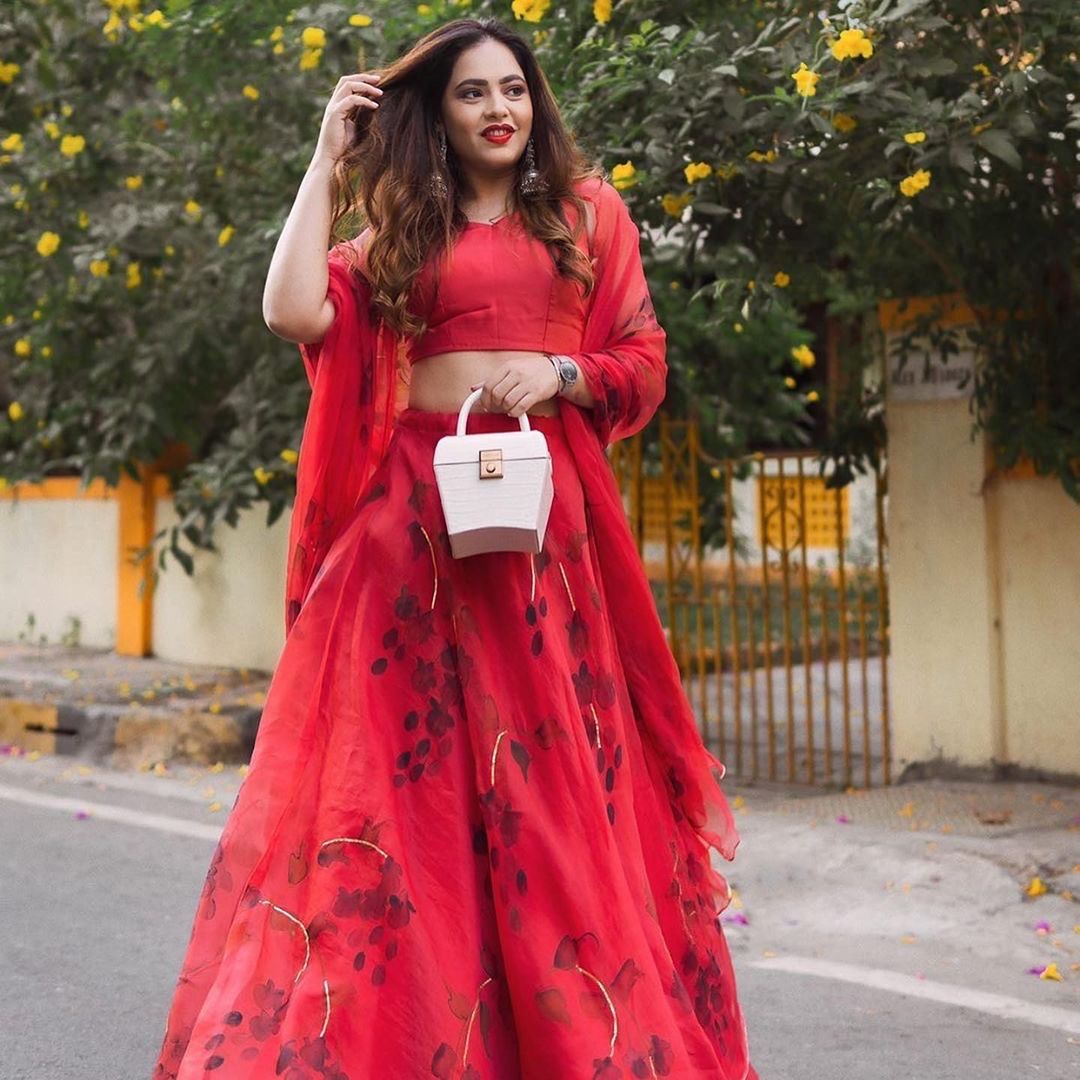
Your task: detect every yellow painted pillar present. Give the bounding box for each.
[115,464,157,656]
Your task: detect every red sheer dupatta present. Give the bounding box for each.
[284,176,740,907]
[556,179,742,897]
[285,236,410,634]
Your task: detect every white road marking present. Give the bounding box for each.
[750,954,1080,1034]
[0,781,222,841]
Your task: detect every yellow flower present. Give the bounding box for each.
[60,104,73,117]
[14,338,31,357]
[299,48,322,71]
[349,13,373,27]
[218,225,236,247]
[511,0,551,22]
[417,2,432,12]
[611,161,637,190]
[242,84,259,100]
[1039,962,1063,981]
[661,193,691,218]
[279,448,299,464]
[164,244,175,256]
[253,466,273,485]
[89,258,110,277]
[733,322,743,333]
[41,345,52,358]
[791,62,821,98]
[973,63,991,77]
[125,175,143,190]
[1026,876,1047,897]
[716,162,739,180]
[2,132,24,153]
[971,121,992,136]
[129,14,146,32]
[791,344,816,368]
[3,314,14,324]
[184,198,202,218]
[830,27,874,61]
[773,271,790,288]
[270,25,284,41]
[273,42,285,55]
[301,26,326,48]
[43,120,60,139]
[594,0,612,24]
[683,161,712,184]
[59,133,86,157]
[36,231,61,257]
[806,390,820,403]
[103,12,122,40]
[903,131,926,144]
[1017,50,1037,71]
[32,309,41,320]
[899,168,932,197]
[747,279,755,291]
[747,148,778,163]
[8,402,24,422]
[0,62,21,85]
[77,209,89,228]
[832,112,858,134]
[127,261,142,289]
[144,10,168,27]
[784,376,796,388]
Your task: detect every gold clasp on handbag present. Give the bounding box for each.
[478,448,503,479]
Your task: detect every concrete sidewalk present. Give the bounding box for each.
[721,775,1080,1030]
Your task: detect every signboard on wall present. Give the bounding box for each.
[886,338,977,402]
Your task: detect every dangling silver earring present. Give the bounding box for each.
[430,125,449,199]
[518,136,548,196]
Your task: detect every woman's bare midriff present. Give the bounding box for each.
[408,350,559,416]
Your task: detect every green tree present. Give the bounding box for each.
[1,0,1076,585]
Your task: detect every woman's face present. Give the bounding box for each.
[440,39,533,189]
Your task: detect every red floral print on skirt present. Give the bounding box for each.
[151,406,758,1080]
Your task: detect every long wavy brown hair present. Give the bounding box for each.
[328,16,604,340]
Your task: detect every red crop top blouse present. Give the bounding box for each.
[403,213,589,363]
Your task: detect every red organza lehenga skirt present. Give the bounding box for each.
[152,406,757,1080]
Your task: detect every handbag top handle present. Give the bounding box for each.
[456,386,533,437]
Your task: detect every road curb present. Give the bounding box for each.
[0,695,260,766]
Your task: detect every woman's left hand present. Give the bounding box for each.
[471,355,559,418]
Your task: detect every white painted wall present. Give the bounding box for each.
[0,497,117,647]
[150,497,288,673]
[993,477,1080,772]
[883,323,1080,778]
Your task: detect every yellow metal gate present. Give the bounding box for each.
[609,413,891,790]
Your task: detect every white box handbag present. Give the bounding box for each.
[433,387,554,559]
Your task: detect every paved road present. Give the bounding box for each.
[1,753,1077,1079]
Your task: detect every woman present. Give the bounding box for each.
[153,16,757,1080]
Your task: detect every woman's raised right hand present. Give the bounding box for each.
[312,72,384,167]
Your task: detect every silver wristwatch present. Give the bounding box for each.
[545,353,579,396]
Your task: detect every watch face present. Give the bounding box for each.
[558,359,578,383]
